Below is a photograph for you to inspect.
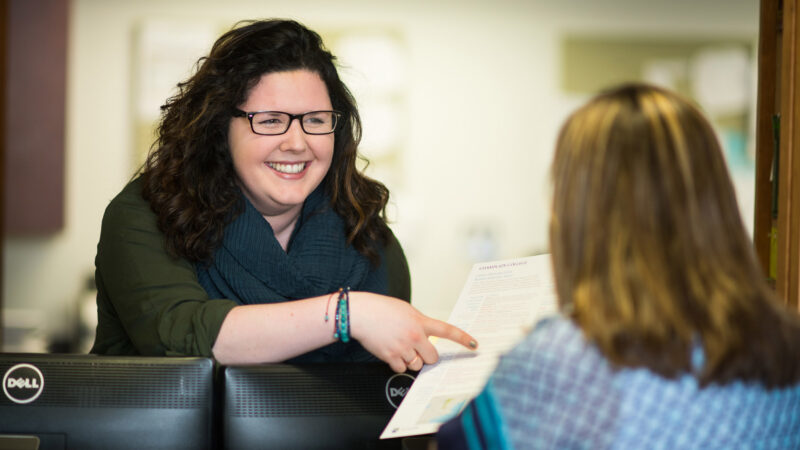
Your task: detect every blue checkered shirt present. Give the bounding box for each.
[438,315,800,449]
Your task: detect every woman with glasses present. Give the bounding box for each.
[437,83,800,448]
[91,19,477,370]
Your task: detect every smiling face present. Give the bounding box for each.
[228,70,335,221]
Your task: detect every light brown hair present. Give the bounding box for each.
[550,83,800,387]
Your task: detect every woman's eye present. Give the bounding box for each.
[258,117,285,127]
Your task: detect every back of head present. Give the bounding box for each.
[549,83,800,387]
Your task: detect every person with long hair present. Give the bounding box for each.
[437,83,800,448]
[91,19,476,371]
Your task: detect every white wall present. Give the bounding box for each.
[2,0,759,350]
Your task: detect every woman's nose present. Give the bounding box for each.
[279,119,307,151]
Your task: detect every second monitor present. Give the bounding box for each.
[222,362,416,449]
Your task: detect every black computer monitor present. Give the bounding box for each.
[0,353,215,450]
[221,363,416,450]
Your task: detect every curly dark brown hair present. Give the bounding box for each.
[140,19,390,264]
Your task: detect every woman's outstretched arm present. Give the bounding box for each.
[213,292,478,371]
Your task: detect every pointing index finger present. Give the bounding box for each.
[422,317,478,350]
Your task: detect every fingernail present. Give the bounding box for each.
[469,340,478,349]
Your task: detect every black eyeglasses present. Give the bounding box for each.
[232,109,342,135]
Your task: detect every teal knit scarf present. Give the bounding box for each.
[196,186,387,362]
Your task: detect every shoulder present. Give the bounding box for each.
[486,317,800,448]
[494,317,610,399]
[98,177,164,253]
[500,315,596,369]
[382,229,408,266]
[492,315,614,396]
[382,228,411,302]
[611,362,800,447]
[106,177,148,211]
[490,316,620,448]
[102,177,155,230]
[487,315,623,447]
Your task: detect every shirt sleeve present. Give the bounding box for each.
[92,180,237,357]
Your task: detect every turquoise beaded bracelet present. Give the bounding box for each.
[333,286,351,343]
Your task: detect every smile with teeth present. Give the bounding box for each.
[267,162,307,174]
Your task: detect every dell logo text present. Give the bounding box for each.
[3,363,45,404]
[6,377,40,389]
[390,387,408,397]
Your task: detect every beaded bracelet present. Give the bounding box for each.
[324,289,340,323]
[333,286,351,343]
[343,286,351,342]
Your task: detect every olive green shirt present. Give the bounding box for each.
[91,179,411,357]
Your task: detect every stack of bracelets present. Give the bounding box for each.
[326,287,351,343]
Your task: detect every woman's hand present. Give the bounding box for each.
[348,292,478,373]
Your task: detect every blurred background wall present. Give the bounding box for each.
[2,0,759,352]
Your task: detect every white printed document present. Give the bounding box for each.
[381,254,558,439]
